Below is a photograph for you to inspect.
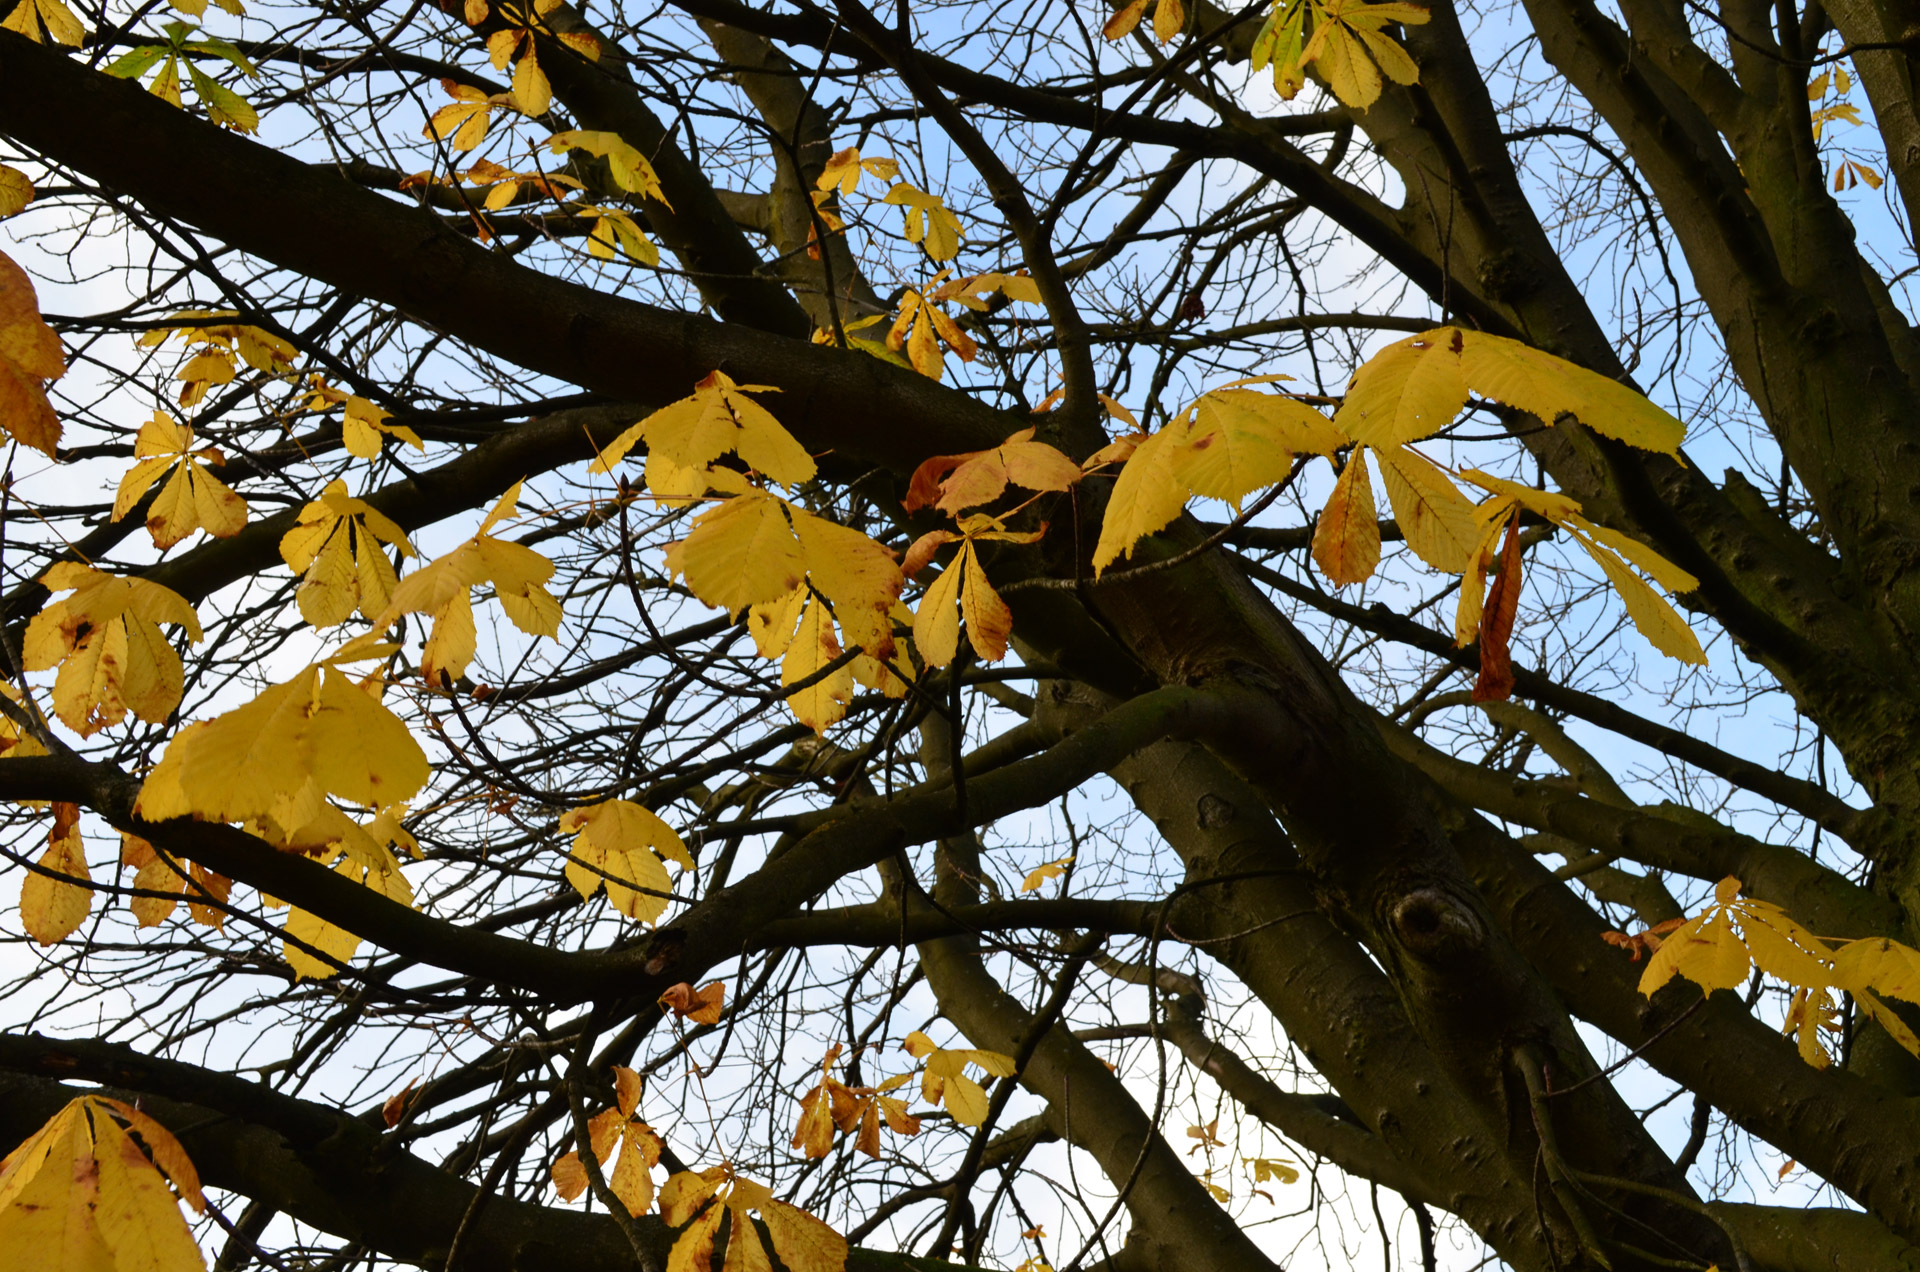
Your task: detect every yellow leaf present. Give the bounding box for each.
[1247,1156,1300,1185]
[285,846,411,979]
[1452,509,1511,646]
[546,130,668,204]
[0,249,64,456]
[911,548,965,670]
[782,595,855,734]
[1372,444,1478,572]
[0,165,32,216]
[883,184,963,261]
[1457,329,1685,455]
[1151,0,1185,41]
[136,660,429,830]
[22,802,90,946]
[1832,937,1920,1004]
[1021,855,1074,893]
[1102,0,1148,38]
[112,413,248,548]
[670,490,808,617]
[1312,448,1381,585]
[790,511,906,657]
[0,0,84,45]
[1577,538,1707,665]
[1639,909,1750,997]
[1091,422,1188,574]
[552,1151,590,1202]
[1333,330,1466,447]
[129,856,185,928]
[1566,516,1698,593]
[817,146,865,196]
[380,482,558,682]
[1298,0,1427,108]
[663,1168,846,1272]
[0,1097,206,1272]
[1177,387,1343,510]
[559,799,691,925]
[748,587,807,659]
[595,372,814,487]
[24,563,202,736]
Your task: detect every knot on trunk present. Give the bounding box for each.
[1390,887,1487,963]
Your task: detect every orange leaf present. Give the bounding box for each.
[1472,514,1522,702]
[658,980,725,1024]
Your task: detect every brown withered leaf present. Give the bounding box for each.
[658,980,725,1024]
[1471,515,1523,702]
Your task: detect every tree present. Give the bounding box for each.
[0,0,1916,1264]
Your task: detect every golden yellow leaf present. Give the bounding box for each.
[1174,388,1341,510]
[0,248,64,456]
[0,1097,207,1270]
[669,490,808,617]
[1102,0,1149,38]
[0,165,32,216]
[22,802,90,946]
[1457,329,1684,455]
[911,550,965,670]
[279,479,415,628]
[790,510,906,657]
[284,840,412,980]
[1372,445,1478,573]
[380,482,559,684]
[1578,541,1707,665]
[1832,937,1920,1004]
[782,595,854,734]
[546,130,667,203]
[747,587,806,659]
[1248,1156,1300,1185]
[559,799,692,925]
[1299,0,1426,108]
[332,396,423,459]
[0,0,85,45]
[112,413,247,548]
[1152,0,1185,41]
[1311,449,1381,585]
[592,372,815,488]
[1333,330,1466,448]
[129,855,186,928]
[1451,508,1511,647]
[903,1030,1016,1126]
[1091,422,1188,574]
[552,1151,589,1202]
[1021,855,1074,893]
[883,184,962,261]
[662,1167,846,1272]
[24,562,203,736]
[136,647,430,831]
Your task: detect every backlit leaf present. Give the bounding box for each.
[1311,448,1380,585]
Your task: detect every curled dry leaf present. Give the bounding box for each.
[658,980,725,1025]
[904,427,1081,515]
